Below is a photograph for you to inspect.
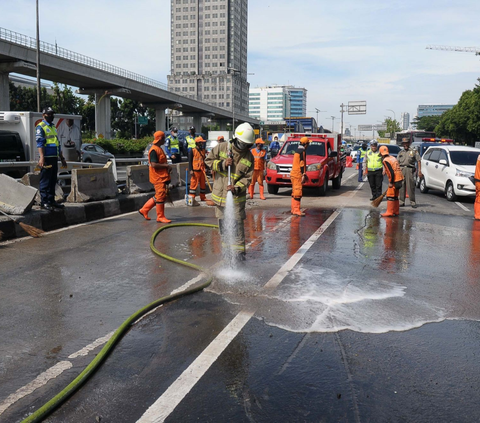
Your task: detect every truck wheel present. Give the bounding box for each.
[332,173,342,189]
[267,184,279,195]
[318,174,328,196]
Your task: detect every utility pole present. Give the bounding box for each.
[340,103,346,137]
[36,0,41,112]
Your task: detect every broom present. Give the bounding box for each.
[371,190,388,208]
[202,170,216,206]
[0,210,44,238]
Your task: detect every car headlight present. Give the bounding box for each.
[267,161,277,170]
[455,168,474,178]
[306,163,322,172]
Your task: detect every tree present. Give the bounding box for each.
[111,98,156,139]
[412,115,442,132]
[377,117,401,138]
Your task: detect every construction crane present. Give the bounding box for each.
[426,45,480,55]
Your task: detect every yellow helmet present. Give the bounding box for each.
[300,137,310,145]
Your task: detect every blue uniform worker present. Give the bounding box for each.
[356,142,368,182]
[36,107,67,211]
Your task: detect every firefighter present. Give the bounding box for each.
[185,126,197,152]
[139,131,172,223]
[474,154,480,220]
[379,145,404,217]
[188,136,207,206]
[205,122,255,262]
[249,138,267,200]
[363,140,383,200]
[290,136,310,216]
[165,127,182,163]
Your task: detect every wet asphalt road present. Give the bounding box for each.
[1,168,480,423]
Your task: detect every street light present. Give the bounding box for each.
[386,109,396,121]
[228,67,240,130]
[330,116,338,132]
[309,108,326,130]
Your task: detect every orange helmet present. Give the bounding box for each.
[379,145,389,156]
[255,138,264,144]
[153,131,165,144]
[217,135,225,141]
[300,137,310,145]
[195,136,206,143]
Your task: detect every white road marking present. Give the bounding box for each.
[0,361,72,415]
[68,331,115,359]
[455,202,470,212]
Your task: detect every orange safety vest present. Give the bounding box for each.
[251,148,266,171]
[192,147,206,171]
[475,154,480,182]
[148,144,170,185]
[290,146,306,179]
[383,155,404,183]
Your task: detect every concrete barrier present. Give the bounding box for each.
[20,172,64,204]
[67,161,117,203]
[0,174,38,214]
[126,165,153,194]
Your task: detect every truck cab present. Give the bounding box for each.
[265,133,345,196]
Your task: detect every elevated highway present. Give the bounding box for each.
[0,27,258,136]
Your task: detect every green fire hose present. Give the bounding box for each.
[22,222,218,423]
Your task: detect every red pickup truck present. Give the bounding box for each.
[265,133,345,196]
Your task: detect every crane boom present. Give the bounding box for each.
[426,45,480,55]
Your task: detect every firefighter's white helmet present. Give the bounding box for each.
[234,122,255,145]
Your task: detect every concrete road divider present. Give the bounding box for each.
[126,165,153,194]
[20,172,64,204]
[0,174,38,214]
[67,161,117,203]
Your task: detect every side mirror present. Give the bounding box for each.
[439,159,447,165]
[329,151,338,158]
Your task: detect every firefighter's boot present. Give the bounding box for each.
[249,184,254,199]
[259,185,266,200]
[139,198,155,220]
[156,203,172,223]
[381,200,396,217]
[292,198,305,216]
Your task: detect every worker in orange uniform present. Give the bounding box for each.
[138,131,172,223]
[290,136,310,216]
[188,136,207,206]
[379,145,404,217]
[249,138,267,200]
[474,154,480,220]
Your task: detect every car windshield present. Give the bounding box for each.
[281,141,326,156]
[449,150,480,166]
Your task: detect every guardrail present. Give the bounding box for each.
[0,27,170,91]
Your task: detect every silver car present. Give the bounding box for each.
[80,143,115,164]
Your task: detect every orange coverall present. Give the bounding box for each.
[149,144,170,204]
[290,145,307,215]
[475,154,480,220]
[249,148,267,199]
[189,147,207,201]
[382,155,404,217]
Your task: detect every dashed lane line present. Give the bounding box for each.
[455,202,470,212]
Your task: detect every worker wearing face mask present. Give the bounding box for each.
[187,136,208,206]
[205,123,255,262]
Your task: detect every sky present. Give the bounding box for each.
[1,0,479,135]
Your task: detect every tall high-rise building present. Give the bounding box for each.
[249,85,307,121]
[167,0,249,117]
[400,112,410,130]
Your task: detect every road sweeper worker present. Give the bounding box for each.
[165,127,182,163]
[363,140,383,201]
[186,126,197,152]
[205,122,255,262]
[379,145,404,218]
[139,131,172,223]
[290,136,310,216]
[188,136,207,205]
[249,138,267,200]
[397,137,422,208]
[36,106,67,211]
[474,154,480,220]
[217,135,225,143]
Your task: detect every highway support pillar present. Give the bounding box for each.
[95,91,112,139]
[0,72,8,111]
[155,108,166,131]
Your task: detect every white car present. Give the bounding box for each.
[419,145,480,201]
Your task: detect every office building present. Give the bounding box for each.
[249,85,307,122]
[400,112,410,130]
[167,0,249,120]
[417,104,454,118]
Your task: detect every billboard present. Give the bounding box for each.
[348,101,367,115]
